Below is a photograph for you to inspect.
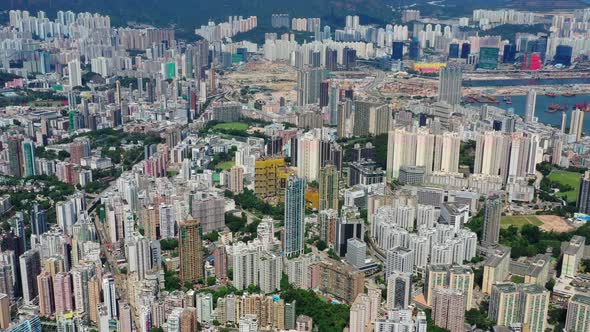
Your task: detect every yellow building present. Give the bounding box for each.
[255,158,291,201]
[305,189,319,210]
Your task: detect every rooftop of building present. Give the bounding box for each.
[494,283,519,293]
[571,293,590,305]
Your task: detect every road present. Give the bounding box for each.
[364,70,386,99]
[87,183,134,327]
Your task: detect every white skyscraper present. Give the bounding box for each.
[68,59,82,87]
[297,133,320,181]
[570,109,584,142]
[524,89,536,123]
[230,241,263,290]
[102,274,117,319]
[158,204,175,239]
[385,247,414,278]
[259,253,282,293]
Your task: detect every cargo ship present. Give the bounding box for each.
[563,92,576,97]
[546,92,557,97]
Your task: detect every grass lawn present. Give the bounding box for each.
[501,215,543,229]
[511,275,525,283]
[213,122,248,131]
[548,170,581,203]
[216,161,235,170]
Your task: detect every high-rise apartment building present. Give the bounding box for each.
[353,101,391,137]
[524,89,537,123]
[387,271,412,310]
[482,195,503,247]
[7,136,23,177]
[189,193,225,233]
[561,235,586,277]
[438,65,462,106]
[37,271,54,317]
[102,274,117,319]
[319,165,339,211]
[254,158,291,200]
[20,249,41,304]
[489,283,549,332]
[284,175,305,257]
[229,165,244,194]
[385,247,414,278]
[316,260,364,303]
[386,128,460,179]
[22,140,37,177]
[297,67,326,106]
[53,272,73,315]
[178,220,204,284]
[577,172,590,214]
[482,247,511,294]
[570,109,584,142]
[297,133,320,181]
[565,294,590,332]
[68,59,82,87]
[432,288,465,332]
[448,265,474,310]
[520,284,549,332]
[0,293,9,329]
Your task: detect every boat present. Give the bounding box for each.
[574,102,590,112]
[546,103,567,113]
[546,92,557,97]
[563,92,576,97]
[466,95,500,104]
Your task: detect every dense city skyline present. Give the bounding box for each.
[1,3,590,332]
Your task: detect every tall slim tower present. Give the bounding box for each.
[437,65,462,105]
[319,165,339,211]
[577,171,590,214]
[178,220,204,284]
[560,111,567,133]
[115,80,122,105]
[284,175,305,257]
[297,67,326,106]
[19,249,41,305]
[37,271,54,317]
[68,59,82,87]
[7,137,23,177]
[524,89,537,123]
[570,108,584,142]
[22,140,36,177]
[102,274,117,319]
[482,195,503,247]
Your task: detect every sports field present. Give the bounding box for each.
[216,161,235,170]
[213,122,248,131]
[501,215,573,232]
[547,170,581,202]
[501,215,543,229]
